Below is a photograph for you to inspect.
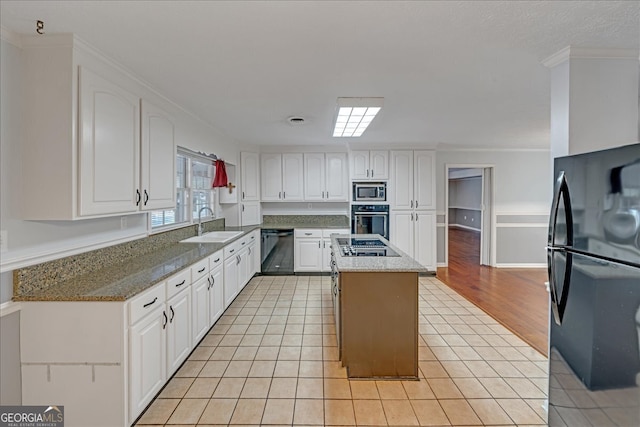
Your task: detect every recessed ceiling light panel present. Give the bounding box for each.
[333,97,383,138]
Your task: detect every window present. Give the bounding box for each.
[150,150,217,231]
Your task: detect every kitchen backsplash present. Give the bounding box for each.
[263,215,349,227]
[13,218,225,297]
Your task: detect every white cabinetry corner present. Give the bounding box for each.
[350,150,389,180]
[22,36,176,219]
[304,153,349,201]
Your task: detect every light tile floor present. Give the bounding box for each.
[135,275,548,426]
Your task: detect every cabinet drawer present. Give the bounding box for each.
[323,229,350,238]
[295,229,322,238]
[191,259,209,282]
[166,269,191,299]
[225,241,241,259]
[130,284,166,325]
[209,249,224,269]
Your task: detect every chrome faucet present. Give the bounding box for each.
[197,206,214,236]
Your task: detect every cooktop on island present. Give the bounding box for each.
[336,237,401,257]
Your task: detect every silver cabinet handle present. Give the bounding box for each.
[410,200,414,208]
[283,191,286,199]
[416,200,419,208]
[416,213,419,221]
[279,191,282,199]
[371,169,374,177]
[366,169,370,177]
[411,212,414,221]
[318,241,321,248]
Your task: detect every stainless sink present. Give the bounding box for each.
[180,231,244,244]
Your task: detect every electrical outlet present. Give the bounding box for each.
[0,230,7,252]
[120,217,127,229]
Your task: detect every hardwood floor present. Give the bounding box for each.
[437,227,549,356]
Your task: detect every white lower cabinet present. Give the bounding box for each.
[191,275,210,345]
[390,210,436,270]
[166,289,192,375]
[224,248,240,307]
[295,228,349,272]
[209,264,225,324]
[129,304,167,420]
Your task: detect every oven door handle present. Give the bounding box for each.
[353,213,389,216]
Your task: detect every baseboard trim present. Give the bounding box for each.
[495,263,547,268]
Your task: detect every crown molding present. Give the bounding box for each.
[543,46,640,68]
[0,26,22,48]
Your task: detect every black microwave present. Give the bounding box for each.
[352,182,386,202]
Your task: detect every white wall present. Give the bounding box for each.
[436,149,552,267]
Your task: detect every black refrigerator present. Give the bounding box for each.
[547,143,640,426]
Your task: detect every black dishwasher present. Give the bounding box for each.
[260,229,294,275]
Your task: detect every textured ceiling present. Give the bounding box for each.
[1,1,639,149]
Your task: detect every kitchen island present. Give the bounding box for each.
[330,234,430,379]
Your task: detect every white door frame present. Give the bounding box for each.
[444,164,496,267]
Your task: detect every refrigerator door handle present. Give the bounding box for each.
[547,247,573,325]
[548,171,574,247]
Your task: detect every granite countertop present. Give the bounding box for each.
[14,219,352,302]
[331,234,430,273]
[15,225,260,302]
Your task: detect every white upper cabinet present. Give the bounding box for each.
[241,152,260,201]
[350,150,388,180]
[389,150,435,210]
[79,68,140,216]
[261,153,282,201]
[140,100,176,211]
[304,153,325,201]
[21,36,177,219]
[282,153,304,201]
[303,152,349,202]
[260,153,304,201]
[325,153,349,201]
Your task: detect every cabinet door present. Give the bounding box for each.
[414,151,436,210]
[209,266,224,325]
[369,150,389,180]
[282,153,304,201]
[261,153,283,201]
[167,288,191,376]
[250,231,261,274]
[304,153,325,201]
[248,241,258,278]
[224,256,239,307]
[295,238,322,272]
[238,248,251,291]
[321,238,332,272]
[241,152,260,201]
[129,307,166,419]
[325,153,349,201]
[390,211,414,257]
[191,276,210,345]
[79,67,140,216]
[140,100,176,211]
[414,212,436,270]
[241,201,261,226]
[389,151,414,210]
[350,151,370,180]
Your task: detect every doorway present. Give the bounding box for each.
[445,165,495,267]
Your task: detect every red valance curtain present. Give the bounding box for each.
[212,159,228,187]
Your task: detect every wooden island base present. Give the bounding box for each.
[339,271,419,379]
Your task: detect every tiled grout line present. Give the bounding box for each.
[136,275,547,426]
